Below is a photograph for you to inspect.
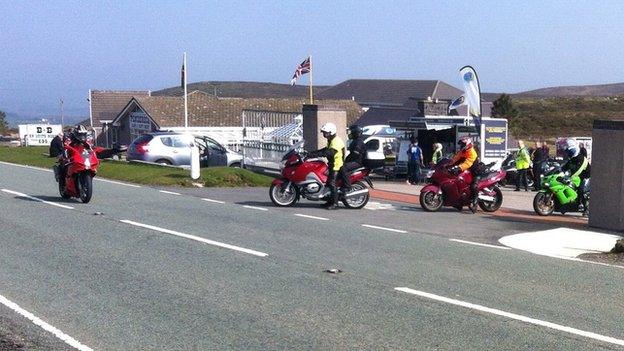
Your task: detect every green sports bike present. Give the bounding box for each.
[533,161,589,216]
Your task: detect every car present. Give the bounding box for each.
[127,132,242,167]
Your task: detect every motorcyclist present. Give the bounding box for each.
[307,123,345,210]
[561,139,590,213]
[56,125,91,185]
[447,136,478,212]
[339,125,366,193]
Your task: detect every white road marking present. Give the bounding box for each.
[395,287,624,347]
[243,205,269,211]
[202,198,225,204]
[0,161,52,172]
[95,178,141,188]
[120,219,268,257]
[1,189,74,209]
[361,224,407,233]
[0,294,93,351]
[450,239,511,250]
[294,213,330,221]
[159,190,181,195]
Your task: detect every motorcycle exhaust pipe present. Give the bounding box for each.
[478,194,495,202]
[344,189,369,197]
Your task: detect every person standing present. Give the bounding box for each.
[531,141,547,190]
[406,136,423,184]
[515,140,531,191]
[430,143,443,166]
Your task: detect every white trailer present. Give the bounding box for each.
[18,124,62,146]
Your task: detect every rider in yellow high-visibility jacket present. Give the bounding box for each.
[308,122,345,210]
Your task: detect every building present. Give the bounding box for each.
[89,90,151,146]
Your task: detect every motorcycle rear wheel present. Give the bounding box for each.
[78,173,93,203]
[478,186,503,212]
[533,191,554,216]
[341,181,369,209]
[420,190,443,212]
[269,183,298,207]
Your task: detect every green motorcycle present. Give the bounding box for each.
[533,162,589,216]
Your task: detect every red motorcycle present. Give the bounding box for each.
[269,141,377,208]
[419,159,506,212]
[54,142,105,203]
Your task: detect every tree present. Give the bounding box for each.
[491,93,519,118]
[0,110,7,135]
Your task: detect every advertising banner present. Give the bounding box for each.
[18,124,62,146]
[483,119,507,158]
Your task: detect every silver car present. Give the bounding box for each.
[127,132,242,167]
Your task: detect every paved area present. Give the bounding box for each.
[0,162,623,350]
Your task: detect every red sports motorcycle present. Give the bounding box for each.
[54,143,104,203]
[269,141,376,208]
[419,159,506,212]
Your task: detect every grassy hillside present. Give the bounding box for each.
[508,96,624,138]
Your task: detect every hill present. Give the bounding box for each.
[516,82,624,97]
[153,81,329,99]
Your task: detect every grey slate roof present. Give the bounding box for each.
[315,79,463,106]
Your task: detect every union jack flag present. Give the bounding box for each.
[290,57,311,86]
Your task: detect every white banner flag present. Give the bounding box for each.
[459,66,482,128]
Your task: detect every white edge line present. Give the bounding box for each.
[202,198,225,204]
[1,189,74,209]
[0,161,52,172]
[0,294,93,351]
[362,224,407,233]
[557,256,624,269]
[294,213,330,221]
[159,190,181,195]
[450,239,511,250]
[95,178,141,188]
[120,219,268,257]
[395,287,624,347]
[243,205,269,211]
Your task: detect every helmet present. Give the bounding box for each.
[458,136,473,151]
[348,125,362,139]
[71,124,89,143]
[320,122,337,136]
[565,138,579,158]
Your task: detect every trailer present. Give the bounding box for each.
[388,116,508,175]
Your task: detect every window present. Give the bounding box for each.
[172,136,190,148]
[160,136,173,147]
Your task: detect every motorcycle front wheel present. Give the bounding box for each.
[478,186,503,212]
[533,191,554,216]
[420,190,443,212]
[78,173,93,203]
[341,181,369,209]
[269,183,298,207]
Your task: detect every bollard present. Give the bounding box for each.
[190,145,200,180]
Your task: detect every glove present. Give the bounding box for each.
[449,166,461,175]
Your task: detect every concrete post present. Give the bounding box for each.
[589,119,624,232]
[302,105,348,151]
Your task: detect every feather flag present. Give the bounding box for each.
[459,66,482,130]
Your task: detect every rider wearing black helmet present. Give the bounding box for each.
[339,125,366,192]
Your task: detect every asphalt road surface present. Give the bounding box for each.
[0,161,623,350]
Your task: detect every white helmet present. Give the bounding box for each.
[565,139,579,158]
[320,122,337,136]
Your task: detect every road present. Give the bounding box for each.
[0,161,623,350]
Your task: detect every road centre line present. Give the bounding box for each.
[202,198,226,204]
[159,190,181,195]
[395,287,624,347]
[1,189,74,209]
[120,219,268,257]
[95,178,141,188]
[449,239,511,250]
[294,213,330,221]
[361,224,407,233]
[0,294,93,351]
[243,205,269,211]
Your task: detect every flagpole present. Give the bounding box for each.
[308,55,313,104]
[184,52,188,129]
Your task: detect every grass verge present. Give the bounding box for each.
[0,146,273,187]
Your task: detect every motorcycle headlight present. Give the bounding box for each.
[544,182,550,188]
[82,151,91,169]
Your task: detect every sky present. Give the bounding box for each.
[1,0,623,118]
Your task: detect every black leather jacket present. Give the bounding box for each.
[562,154,590,180]
[345,137,366,164]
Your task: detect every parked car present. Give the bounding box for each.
[127,132,242,167]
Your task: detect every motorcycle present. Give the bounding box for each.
[269,141,377,208]
[53,143,120,203]
[419,159,506,212]
[499,153,535,189]
[533,161,589,216]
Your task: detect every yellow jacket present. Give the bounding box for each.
[328,136,345,171]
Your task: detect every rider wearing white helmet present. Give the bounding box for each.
[308,122,345,209]
[561,138,591,212]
